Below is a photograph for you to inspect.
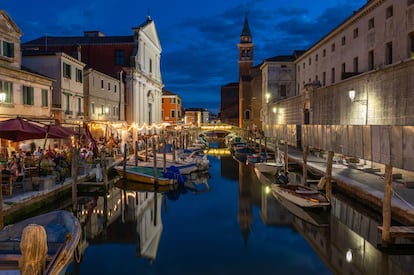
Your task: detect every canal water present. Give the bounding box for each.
[64,152,414,275]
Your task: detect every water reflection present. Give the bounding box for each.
[256,166,414,275]
[68,153,414,274]
[74,171,212,265]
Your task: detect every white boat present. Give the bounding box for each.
[254,161,284,175]
[271,184,330,208]
[0,210,81,275]
[273,191,330,227]
[136,149,210,174]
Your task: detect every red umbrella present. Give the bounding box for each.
[0,117,47,142]
[44,124,77,139]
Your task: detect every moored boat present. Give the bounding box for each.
[0,210,81,275]
[114,165,179,185]
[254,161,284,175]
[271,184,330,208]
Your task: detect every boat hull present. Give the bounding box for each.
[115,166,174,185]
[271,184,330,208]
[254,161,283,175]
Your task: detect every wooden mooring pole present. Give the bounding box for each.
[381,163,393,245]
[152,137,158,189]
[284,142,289,174]
[71,148,78,212]
[123,143,127,179]
[303,145,309,186]
[325,151,334,200]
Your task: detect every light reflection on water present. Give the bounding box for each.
[66,153,414,275]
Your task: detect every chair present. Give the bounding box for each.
[1,174,12,196]
[14,174,24,190]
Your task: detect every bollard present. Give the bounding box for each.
[19,224,48,275]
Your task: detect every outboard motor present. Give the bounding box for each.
[277,173,289,185]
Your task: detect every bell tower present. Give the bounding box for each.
[238,17,254,79]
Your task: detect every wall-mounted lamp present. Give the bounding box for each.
[272,107,277,114]
[105,107,110,115]
[265,93,270,103]
[348,89,356,101]
[349,89,367,105]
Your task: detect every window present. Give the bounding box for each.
[41,89,48,107]
[77,98,82,115]
[341,36,346,46]
[114,85,117,93]
[368,18,375,29]
[341,63,346,74]
[368,50,374,70]
[115,50,125,65]
[91,103,95,115]
[281,65,287,68]
[353,57,359,73]
[64,94,70,113]
[385,42,393,64]
[149,58,152,73]
[2,41,14,58]
[245,110,250,120]
[331,43,335,52]
[0,81,13,103]
[75,68,82,83]
[409,33,414,58]
[322,72,326,86]
[63,63,71,79]
[386,6,393,19]
[353,28,359,38]
[101,80,104,89]
[22,86,34,105]
[315,54,318,62]
[280,85,287,97]
[323,49,326,57]
[170,98,176,103]
[331,67,335,84]
[108,83,111,91]
[308,57,311,65]
[171,110,175,118]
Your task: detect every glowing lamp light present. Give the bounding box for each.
[346,249,353,263]
[0,92,6,103]
[272,107,277,114]
[348,89,356,102]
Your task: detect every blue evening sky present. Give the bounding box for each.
[3,0,366,114]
